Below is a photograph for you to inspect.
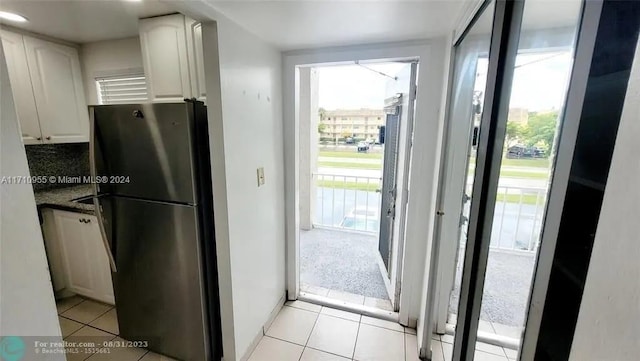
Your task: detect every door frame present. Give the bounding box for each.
[294,59,415,312]
[283,41,446,329]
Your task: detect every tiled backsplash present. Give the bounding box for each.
[25,143,90,191]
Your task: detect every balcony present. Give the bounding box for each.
[301,170,545,347]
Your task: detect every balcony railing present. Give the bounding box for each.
[461,185,547,252]
[312,172,382,233]
[312,172,547,252]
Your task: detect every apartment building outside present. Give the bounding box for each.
[319,108,385,140]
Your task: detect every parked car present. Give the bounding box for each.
[357,141,370,152]
[339,207,379,232]
[506,145,545,158]
[345,137,355,144]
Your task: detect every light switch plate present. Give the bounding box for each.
[257,167,265,186]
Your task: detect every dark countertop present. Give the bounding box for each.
[34,185,95,214]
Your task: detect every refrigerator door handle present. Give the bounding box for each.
[90,108,118,272]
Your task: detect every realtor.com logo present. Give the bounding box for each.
[0,336,25,361]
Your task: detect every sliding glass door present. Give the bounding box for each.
[434,0,584,360]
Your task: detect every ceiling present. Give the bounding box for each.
[1,0,469,48]
[0,0,584,50]
[0,0,174,43]
[206,1,468,50]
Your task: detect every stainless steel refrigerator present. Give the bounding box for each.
[89,100,221,361]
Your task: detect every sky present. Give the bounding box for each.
[317,62,407,110]
[317,52,573,112]
[474,52,573,112]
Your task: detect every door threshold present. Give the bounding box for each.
[444,323,520,350]
[298,292,400,324]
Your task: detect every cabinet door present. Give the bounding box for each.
[55,211,114,304]
[41,209,67,292]
[0,30,42,144]
[56,211,96,298]
[186,19,206,101]
[84,215,115,304]
[139,14,192,102]
[23,36,89,143]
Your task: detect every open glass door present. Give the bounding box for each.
[377,62,418,309]
[433,0,583,360]
[432,2,495,346]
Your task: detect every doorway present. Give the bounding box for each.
[296,60,418,314]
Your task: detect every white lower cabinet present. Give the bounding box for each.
[43,209,114,304]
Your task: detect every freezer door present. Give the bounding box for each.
[104,196,210,361]
[92,103,197,203]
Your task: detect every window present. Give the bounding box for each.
[96,74,148,104]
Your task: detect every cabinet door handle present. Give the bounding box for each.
[79,219,84,223]
[36,137,42,141]
[46,136,51,140]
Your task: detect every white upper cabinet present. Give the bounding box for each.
[1,29,89,144]
[1,30,42,144]
[139,14,192,102]
[186,19,206,101]
[139,14,206,102]
[23,36,89,143]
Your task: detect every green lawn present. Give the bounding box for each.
[500,170,549,179]
[496,193,542,205]
[319,150,383,160]
[470,157,550,169]
[318,161,548,176]
[502,158,550,168]
[316,180,542,204]
[316,179,380,192]
[318,161,382,170]
[467,170,549,179]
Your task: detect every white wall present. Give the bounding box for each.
[0,43,64,358]
[195,11,285,361]
[79,37,143,105]
[568,38,640,361]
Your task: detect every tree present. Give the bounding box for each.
[522,111,558,152]
[318,107,327,119]
[318,123,327,134]
[505,122,524,147]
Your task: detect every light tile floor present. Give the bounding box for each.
[56,296,177,361]
[252,300,419,361]
[59,297,517,361]
[432,333,518,361]
[252,300,517,361]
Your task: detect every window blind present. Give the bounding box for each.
[96,74,148,104]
